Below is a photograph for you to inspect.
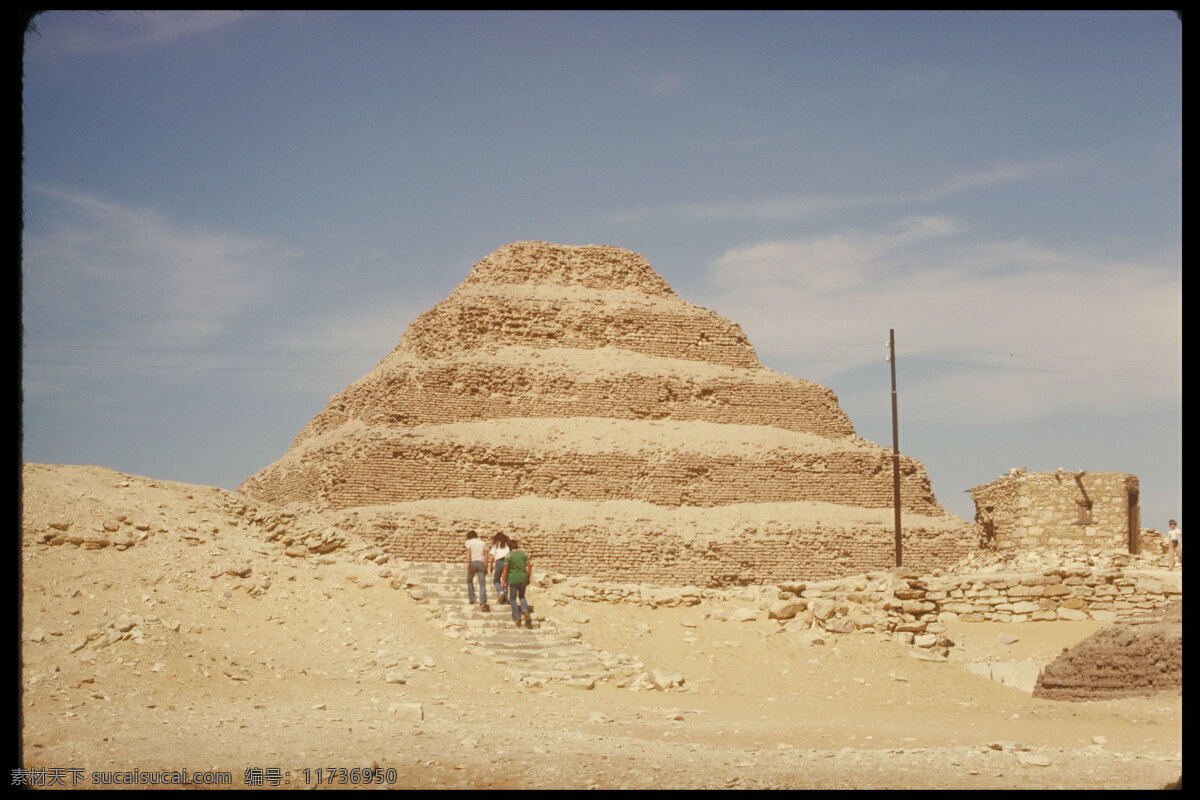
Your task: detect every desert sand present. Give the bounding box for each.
[19,463,1181,790]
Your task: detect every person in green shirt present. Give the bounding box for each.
[501,539,532,628]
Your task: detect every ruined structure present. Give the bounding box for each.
[969,468,1141,554]
[240,242,975,584]
[1033,601,1182,700]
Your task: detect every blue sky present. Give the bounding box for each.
[21,11,1181,531]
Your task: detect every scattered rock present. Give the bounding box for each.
[388,703,423,723]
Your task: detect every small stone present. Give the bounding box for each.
[1017,753,1051,767]
[388,703,423,723]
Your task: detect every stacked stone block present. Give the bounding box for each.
[246,428,941,514]
[241,242,975,584]
[289,358,855,447]
[970,469,1139,552]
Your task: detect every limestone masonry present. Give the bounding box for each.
[240,242,976,584]
[970,468,1141,554]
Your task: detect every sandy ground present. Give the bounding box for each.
[19,464,1182,790]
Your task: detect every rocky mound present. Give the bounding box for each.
[239,241,974,584]
[1032,601,1182,700]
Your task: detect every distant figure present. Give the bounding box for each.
[502,538,532,628]
[465,530,489,609]
[488,532,511,605]
[1166,520,1182,566]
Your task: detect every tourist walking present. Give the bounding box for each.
[465,530,489,610]
[502,538,532,628]
[1166,520,1182,566]
[487,532,511,604]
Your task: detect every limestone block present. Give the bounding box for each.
[1057,608,1089,621]
[389,703,424,723]
[901,600,935,614]
[767,600,807,621]
[822,616,857,634]
[809,599,836,621]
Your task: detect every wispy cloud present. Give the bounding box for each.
[26,10,250,57]
[646,71,683,97]
[23,185,296,348]
[918,157,1088,202]
[707,220,1181,423]
[611,158,1084,224]
[711,216,960,293]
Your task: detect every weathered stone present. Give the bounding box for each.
[822,616,857,634]
[1034,602,1181,701]
[810,599,836,621]
[648,670,685,690]
[767,600,807,620]
[388,703,423,723]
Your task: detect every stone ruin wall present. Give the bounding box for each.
[1033,602,1182,701]
[251,438,942,516]
[459,239,678,295]
[970,470,1138,552]
[400,296,761,369]
[330,510,975,586]
[541,564,1182,661]
[289,365,855,448]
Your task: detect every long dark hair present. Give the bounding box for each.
[491,532,510,549]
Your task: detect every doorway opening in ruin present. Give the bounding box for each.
[1127,488,1141,554]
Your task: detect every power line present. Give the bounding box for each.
[903,357,1180,380]
[903,342,1179,367]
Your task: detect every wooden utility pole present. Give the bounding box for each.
[889,329,902,567]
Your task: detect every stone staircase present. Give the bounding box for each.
[402,561,610,685]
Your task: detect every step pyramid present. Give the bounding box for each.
[240,241,974,584]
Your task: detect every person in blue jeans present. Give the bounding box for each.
[487,532,511,604]
[465,530,488,610]
[501,539,532,628]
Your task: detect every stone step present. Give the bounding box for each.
[402,559,608,684]
[473,643,600,662]
[443,615,543,630]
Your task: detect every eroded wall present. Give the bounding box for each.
[970,470,1138,553]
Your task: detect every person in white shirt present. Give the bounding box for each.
[1166,520,1182,566]
[465,530,489,608]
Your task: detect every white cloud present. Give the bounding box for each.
[711,216,959,293]
[27,10,250,57]
[708,221,1181,424]
[23,185,296,347]
[921,158,1085,200]
[611,158,1081,224]
[647,72,683,97]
